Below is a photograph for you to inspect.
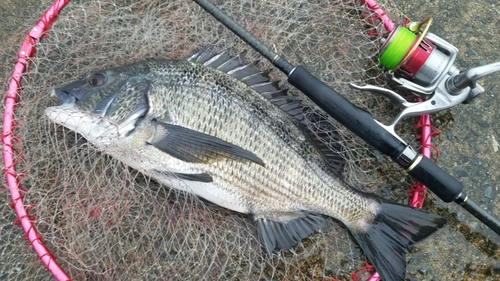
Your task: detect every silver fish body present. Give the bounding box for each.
[46,47,446,281]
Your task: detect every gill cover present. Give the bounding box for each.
[47,63,156,143]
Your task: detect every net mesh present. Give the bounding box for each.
[1,0,432,280]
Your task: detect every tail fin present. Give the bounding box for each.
[350,201,446,281]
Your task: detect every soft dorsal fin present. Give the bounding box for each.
[187,45,348,175]
[304,113,348,175]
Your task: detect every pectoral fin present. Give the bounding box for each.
[148,119,265,166]
[154,169,214,183]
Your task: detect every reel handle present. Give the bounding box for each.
[447,61,500,94]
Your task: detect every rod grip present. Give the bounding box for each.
[408,155,464,202]
[288,65,406,158]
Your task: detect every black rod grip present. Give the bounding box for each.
[288,65,406,158]
[408,155,464,202]
[457,195,500,235]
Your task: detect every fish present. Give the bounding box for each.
[45,45,446,281]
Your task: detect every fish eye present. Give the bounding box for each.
[88,73,107,86]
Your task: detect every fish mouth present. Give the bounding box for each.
[51,88,76,105]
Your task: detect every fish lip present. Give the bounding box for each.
[51,88,76,105]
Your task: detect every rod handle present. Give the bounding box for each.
[408,155,464,202]
[288,65,407,158]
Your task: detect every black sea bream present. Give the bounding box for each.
[45,46,446,281]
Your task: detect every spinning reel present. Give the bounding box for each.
[351,18,500,138]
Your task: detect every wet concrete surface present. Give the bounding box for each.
[393,0,500,280]
[1,0,499,280]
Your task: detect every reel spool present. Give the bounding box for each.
[378,18,459,96]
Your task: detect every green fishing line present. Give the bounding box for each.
[380,26,417,70]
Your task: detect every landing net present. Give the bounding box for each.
[2,1,434,280]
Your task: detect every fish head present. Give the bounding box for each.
[52,69,122,108]
[45,62,152,145]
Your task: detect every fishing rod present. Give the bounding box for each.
[193,0,500,235]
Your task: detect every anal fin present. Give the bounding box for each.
[255,213,329,256]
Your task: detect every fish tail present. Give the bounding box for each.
[350,200,446,281]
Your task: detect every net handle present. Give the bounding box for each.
[2,0,72,280]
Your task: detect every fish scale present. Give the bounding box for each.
[45,47,447,281]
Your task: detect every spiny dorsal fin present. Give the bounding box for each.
[187,44,275,91]
[205,49,231,69]
[187,46,348,175]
